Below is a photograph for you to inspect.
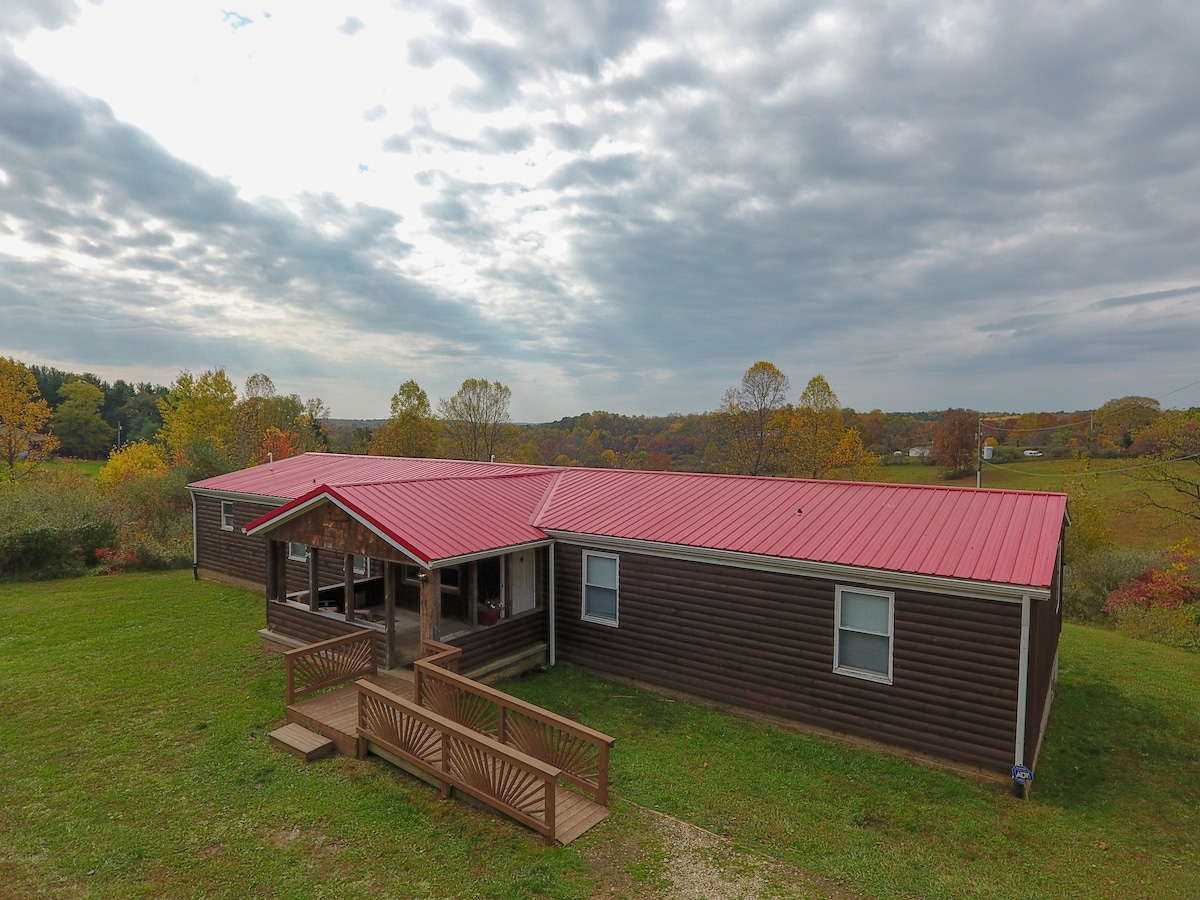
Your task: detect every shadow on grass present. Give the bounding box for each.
[1035,668,1198,809]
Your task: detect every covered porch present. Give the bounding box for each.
[247,484,552,675]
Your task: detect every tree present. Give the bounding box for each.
[712,361,791,475]
[932,408,978,476]
[0,357,59,479]
[1091,396,1161,450]
[788,375,842,478]
[371,380,440,458]
[95,440,168,491]
[438,378,512,461]
[52,381,115,458]
[156,369,238,467]
[1128,407,1200,522]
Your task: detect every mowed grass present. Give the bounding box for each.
[4,574,1200,898]
[0,573,592,899]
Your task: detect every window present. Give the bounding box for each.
[288,542,308,562]
[582,551,619,626]
[352,554,368,576]
[834,587,894,683]
[439,566,460,593]
[221,500,234,531]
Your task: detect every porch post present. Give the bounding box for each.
[308,547,320,612]
[343,553,356,622]
[384,561,396,669]
[265,539,278,603]
[469,562,478,629]
[419,569,441,642]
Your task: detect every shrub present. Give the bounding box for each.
[1063,546,1158,622]
[0,471,117,578]
[104,467,193,570]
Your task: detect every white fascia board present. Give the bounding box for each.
[431,540,554,570]
[544,530,1050,604]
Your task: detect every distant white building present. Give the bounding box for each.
[908,446,932,458]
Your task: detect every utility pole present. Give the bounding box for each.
[977,414,983,489]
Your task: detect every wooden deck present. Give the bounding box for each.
[286,673,412,757]
[279,635,610,845]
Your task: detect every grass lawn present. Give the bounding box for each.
[3,571,1199,898]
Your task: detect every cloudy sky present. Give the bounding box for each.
[2,0,1199,421]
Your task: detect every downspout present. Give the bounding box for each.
[548,544,556,666]
[1014,594,1031,767]
[190,490,199,580]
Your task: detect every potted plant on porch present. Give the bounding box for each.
[478,593,503,626]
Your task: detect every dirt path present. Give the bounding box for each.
[581,803,863,900]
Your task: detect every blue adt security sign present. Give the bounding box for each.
[1011,765,1034,786]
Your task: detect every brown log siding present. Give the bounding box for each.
[445,610,548,673]
[266,601,386,666]
[195,493,372,590]
[1023,543,1063,766]
[554,545,1023,772]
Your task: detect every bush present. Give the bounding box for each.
[103,467,193,570]
[0,472,117,578]
[1063,546,1158,622]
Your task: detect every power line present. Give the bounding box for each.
[981,453,1200,479]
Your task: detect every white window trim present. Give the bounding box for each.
[288,542,308,563]
[220,500,234,532]
[833,585,894,685]
[581,550,619,627]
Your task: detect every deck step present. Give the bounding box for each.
[269,723,335,762]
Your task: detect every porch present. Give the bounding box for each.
[271,632,613,846]
[264,537,547,671]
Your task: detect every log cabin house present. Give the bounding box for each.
[189,453,1067,788]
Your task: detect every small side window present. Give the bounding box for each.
[352,555,368,576]
[582,551,619,627]
[288,543,308,562]
[221,500,234,531]
[834,586,894,684]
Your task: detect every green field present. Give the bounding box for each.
[869,456,1197,549]
[2,572,1198,898]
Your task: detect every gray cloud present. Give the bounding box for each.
[3,1,1200,419]
[338,16,365,37]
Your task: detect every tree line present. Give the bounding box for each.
[0,356,1188,483]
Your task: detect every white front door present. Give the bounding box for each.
[510,550,536,615]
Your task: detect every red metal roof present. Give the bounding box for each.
[200,454,1067,589]
[535,469,1066,589]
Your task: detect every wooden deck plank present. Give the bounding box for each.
[269,723,335,762]
[553,787,609,845]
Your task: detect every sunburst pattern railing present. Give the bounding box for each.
[356,680,557,841]
[285,630,376,704]
[507,713,601,783]
[447,738,548,819]
[412,655,615,805]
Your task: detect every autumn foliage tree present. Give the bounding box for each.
[932,408,978,477]
[157,368,238,469]
[0,356,59,479]
[713,361,791,476]
[786,375,880,479]
[371,380,440,458]
[438,378,513,461]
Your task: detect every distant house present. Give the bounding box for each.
[190,454,1067,787]
[908,446,933,458]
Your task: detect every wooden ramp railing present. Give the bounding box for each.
[285,629,376,704]
[357,681,564,844]
[414,641,615,806]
